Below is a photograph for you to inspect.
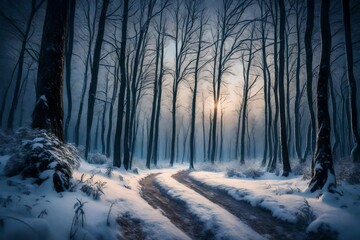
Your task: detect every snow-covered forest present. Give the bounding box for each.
[0,0,360,239]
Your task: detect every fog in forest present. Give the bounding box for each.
[0,0,359,166]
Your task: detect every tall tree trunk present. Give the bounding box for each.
[170,87,179,166]
[64,0,76,140]
[240,33,254,165]
[219,107,224,161]
[85,0,109,159]
[94,113,100,150]
[260,2,269,166]
[153,26,165,167]
[268,0,279,173]
[146,15,161,168]
[308,0,336,193]
[32,0,69,141]
[101,77,108,154]
[106,65,119,157]
[294,2,303,162]
[285,27,292,158]
[74,0,97,146]
[235,105,242,160]
[207,111,212,161]
[114,0,129,167]
[266,59,273,164]
[0,61,18,127]
[189,12,204,169]
[202,95,206,161]
[123,78,131,170]
[278,0,291,176]
[304,0,316,161]
[329,74,340,157]
[342,0,360,162]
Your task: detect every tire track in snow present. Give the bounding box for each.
[140,173,212,239]
[173,170,308,240]
[155,172,265,240]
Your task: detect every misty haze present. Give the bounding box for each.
[0,0,360,239]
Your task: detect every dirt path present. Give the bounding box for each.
[139,173,215,240]
[173,170,308,240]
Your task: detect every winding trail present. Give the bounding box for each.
[140,173,214,239]
[139,171,314,240]
[173,170,308,240]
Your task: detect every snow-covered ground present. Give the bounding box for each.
[0,156,189,240]
[1,151,360,240]
[190,170,360,239]
[156,172,264,240]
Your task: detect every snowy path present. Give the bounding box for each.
[140,173,209,239]
[173,171,308,240]
[141,172,265,240]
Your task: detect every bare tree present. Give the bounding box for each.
[304,0,316,161]
[307,0,336,193]
[342,0,360,162]
[32,0,69,141]
[169,0,199,166]
[74,0,99,146]
[64,0,76,140]
[210,0,253,164]
[114,0,129,167]
[189,8,207,169]
[85,0,109,159]
[278,0,291,176]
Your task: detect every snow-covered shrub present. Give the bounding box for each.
[226,167,263,179]
[3,128,80,192]
[226,168,243,178]
[243,168,264,179]
[296,199,316,225]
[87,153,109,165]
[78,174,107,200]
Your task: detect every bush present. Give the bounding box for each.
[335,159,360,184]
[77,174,107,200]
[3,128,80,192]
[243,168,264,179]
[226,168,243,178]
[87,153,109,165]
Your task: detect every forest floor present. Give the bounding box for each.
[1,156,360,240]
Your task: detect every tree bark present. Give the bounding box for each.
[268,0,279,173]
[114,0,129,167]
[278,0,291,176]
[308,0,336,193]
[190,11,205,169]
[64,0,76,140]
[342,0,360,162]
[304,0,316,161]
[32,0,69,141]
